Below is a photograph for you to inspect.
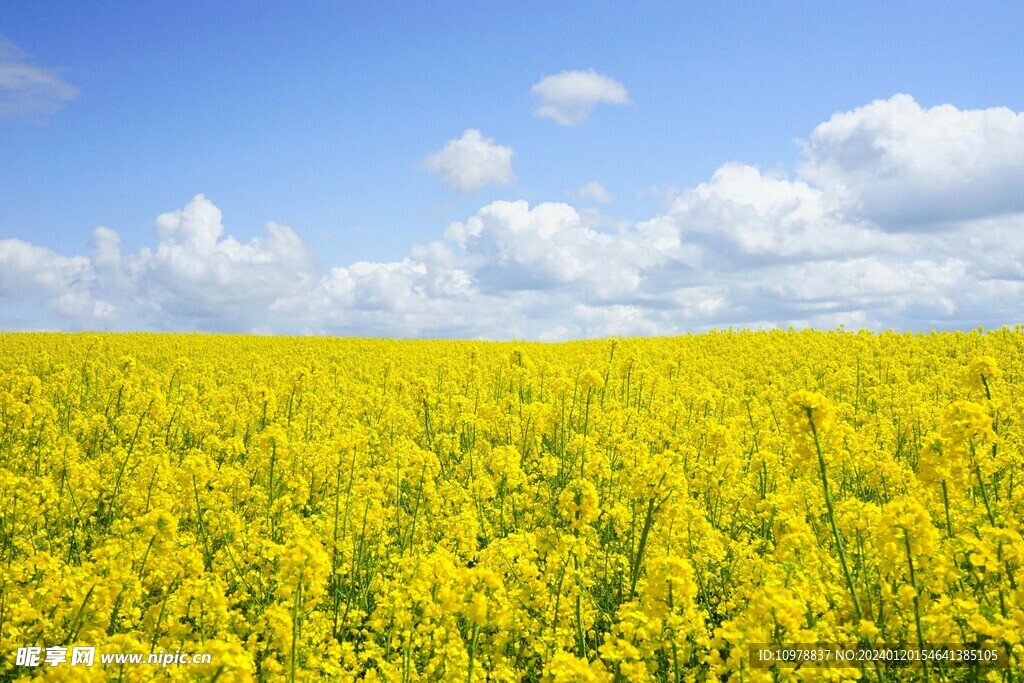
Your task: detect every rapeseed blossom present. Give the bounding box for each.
[0,330,1021,681]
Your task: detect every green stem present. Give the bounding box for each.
[467,623,479,682]
[940,480,953,537]
[807,409,863,621]
[902,529,929,683]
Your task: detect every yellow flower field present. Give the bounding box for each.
[1,331,1022,682]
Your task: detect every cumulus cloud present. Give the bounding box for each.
[0,39,78,119]
[3,95,1024,337]
[666,162,904,263]
[0,194,315,331]
[423,129,515,194]
[0,239,114,322]
[125,195,318,329]
[444,200,651,298]
[531,69,630,125]
[800,94,1024,227]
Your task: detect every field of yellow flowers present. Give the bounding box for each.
[1,331,1022,682]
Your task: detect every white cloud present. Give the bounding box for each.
[800,94,1024,227]
[4,95,1024,338]
[0,39,78,119]
[666,162,904,262]
[444,200,652,299]
[0,239,114,322]
[424,129,515,194]
[124,195,317,329]
[577,181,612,204]
[531,69,629,125]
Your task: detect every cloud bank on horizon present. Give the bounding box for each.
[3,93,1024,338]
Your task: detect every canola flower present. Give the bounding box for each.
[0,330,1022,682]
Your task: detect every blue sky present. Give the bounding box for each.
[2,2,1023,337]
